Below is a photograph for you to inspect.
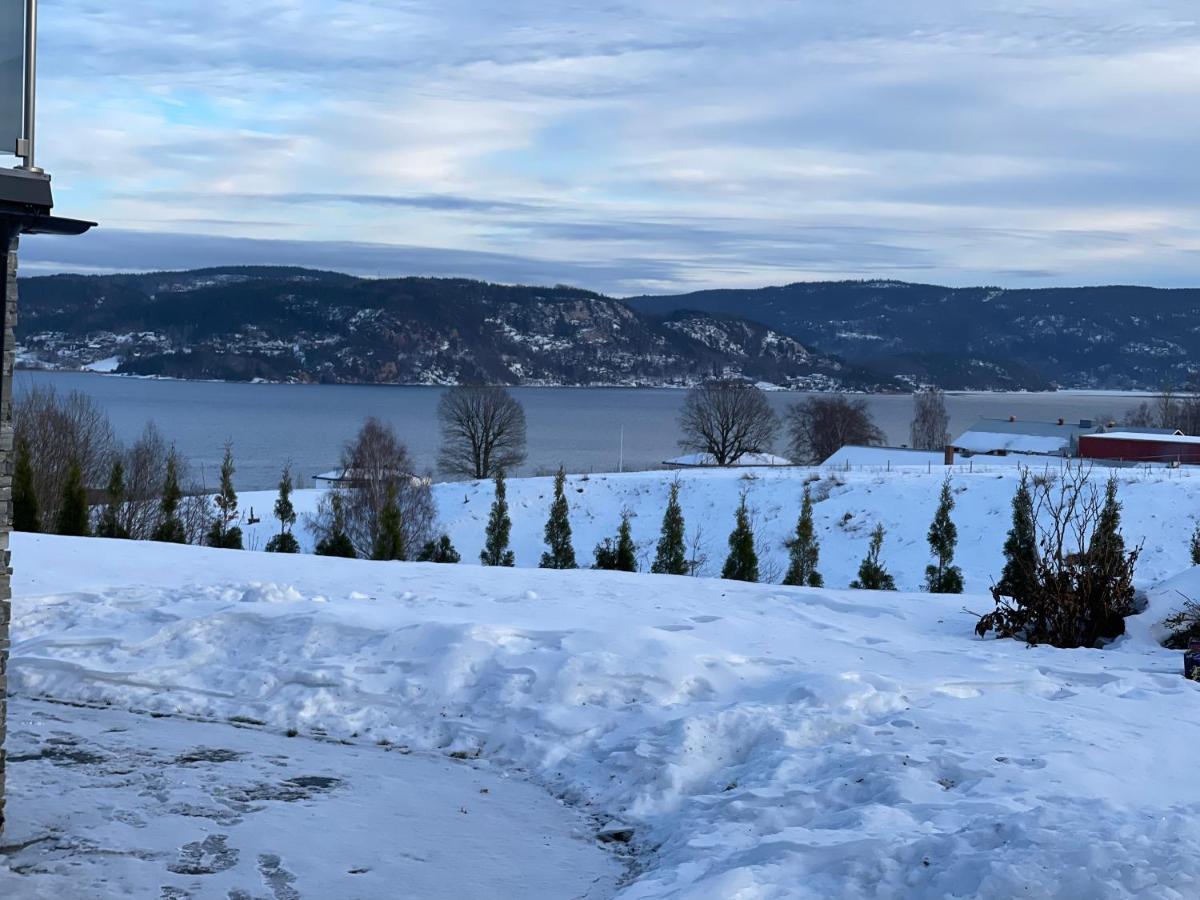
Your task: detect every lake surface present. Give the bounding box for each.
[16,370,1150,491]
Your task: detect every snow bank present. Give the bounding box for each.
[240,464,1200,592]
[10,533,1200,898]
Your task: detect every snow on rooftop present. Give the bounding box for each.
[663,451,792,467]
[1087,431,1200,445]
[952,430,1072,455]
[822,445,1048,469]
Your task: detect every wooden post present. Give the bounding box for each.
[0,225,16,832]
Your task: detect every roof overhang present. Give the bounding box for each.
[0,168,95,236]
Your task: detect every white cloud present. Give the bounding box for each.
[20,0,1200,292]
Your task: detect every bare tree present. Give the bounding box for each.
[14,384,117,527]
[678,380,779,466]
[787,395,886,464]
[909,388,950,451]
[310,417,435,559]
[120,422,172,539]
[1124,384,1200,434]
[437,385,527,479]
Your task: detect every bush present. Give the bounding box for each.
[850,524,896,590]
[417,534,461,563]
[977,467,1141,648]
[594,513,637,572]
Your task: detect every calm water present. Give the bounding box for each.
[16,371,1148,491]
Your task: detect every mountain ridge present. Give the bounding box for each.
[15,267,891,390]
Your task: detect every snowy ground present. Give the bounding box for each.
[6,491,1200,898]
[0,697,619,900]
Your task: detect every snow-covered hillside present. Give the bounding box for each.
[240,463,1200,591]
[7,464,1200,897]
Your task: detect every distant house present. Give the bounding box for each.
[663,452,793,469]
[950,417,1104,458]
[1078,432,1200,466]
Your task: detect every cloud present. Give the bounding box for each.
[21,0,1200,292]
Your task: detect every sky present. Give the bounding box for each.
[14,0,1200,294]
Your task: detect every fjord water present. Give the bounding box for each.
[18,370,1147,491]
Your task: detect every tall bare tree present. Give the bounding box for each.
[438,385,527,479]
[14,384,116,527]
[787,395,885,464]
[310,417,435,559]
[678,380,779,466]
[909,388,950,451]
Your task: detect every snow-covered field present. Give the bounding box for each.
[243,463,1199,592]
[6,464,1200,898]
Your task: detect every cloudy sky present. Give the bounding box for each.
[16,0,1200,294]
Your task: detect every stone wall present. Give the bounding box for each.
[0,230,16,832]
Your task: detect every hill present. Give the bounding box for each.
[15,267,892,390]
[629,279,1200,390]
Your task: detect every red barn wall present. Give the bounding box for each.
[1078,436,1200,464]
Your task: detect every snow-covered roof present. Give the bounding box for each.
[952,431,1072,455]
[1085,431,1200,445]
[960,417,1101,438]
[314,468,430,485]
[663,452,793,468]
[822,445,1052,469]
[821,446,946,468]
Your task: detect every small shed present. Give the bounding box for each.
[1078,432,1200,466]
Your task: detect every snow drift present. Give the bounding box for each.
[10,523,1200,898]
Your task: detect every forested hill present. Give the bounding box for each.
[628,279,1200,391]
[15,267,893,390]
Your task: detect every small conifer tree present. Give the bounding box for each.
[13,434,41,533]
[206,443,243,549]
[539,466,577,569]
[417,534,461,563]
[55,460,90,537]
[924,475,964,593]
[314,492,356,558]
[1191,522,1200,567]
[651,481,688,575]
[594,512,637,571]
[481,470,515,566]
[783,485,823,587]
[721,494,759,582]
[372,482,406,560]
[997,470,1038,601]
[96,458,129,539]
[152,452,188,543]
[265,464,300,553]
[851,523,896,590]
[1090,475,1126,565]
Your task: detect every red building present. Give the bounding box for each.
[1078,431,1200,465]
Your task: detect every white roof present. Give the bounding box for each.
[822,445,1051,469]
[664,452,792,467]
[1086,432,1200,445]
[952,430,1070,455]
